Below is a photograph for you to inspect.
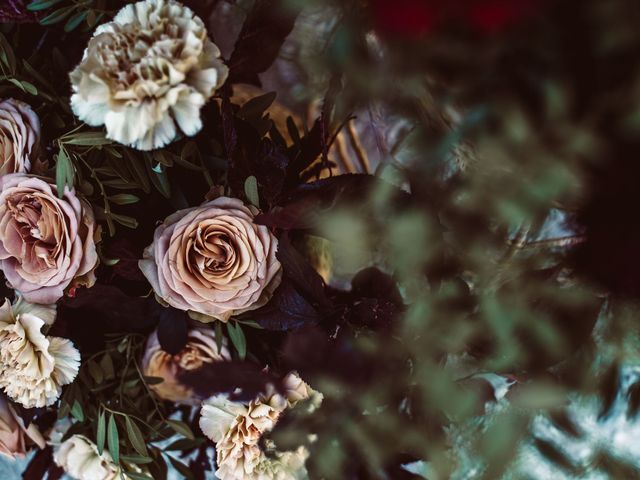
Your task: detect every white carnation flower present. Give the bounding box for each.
[0,298,80,408]
[69,0,229,150]
[53,435,120,480]
[199,374,320,480]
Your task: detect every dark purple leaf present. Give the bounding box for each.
[281,325,372,384]
[284,75,342,187]
[157,308,189,355]
[277,233,329,309]
[221,85,238,159]
[243,280,320,331]
[348,298,401,331]
[53,284,158,353]
[227,0,300,85]
[228,120,290,208]
[178,361,281,402]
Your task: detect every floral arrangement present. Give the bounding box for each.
[0,0,638,479]
[0,1,330,478]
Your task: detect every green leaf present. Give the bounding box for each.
[63,131,111,146]
[153,150,174,167]
[27,0,65,11]
[125,417,148,457]
[146,157,171,198]
[142,376,164,385]
[55,148,74,197]
[102,179,137,189]
[64,10,88,32]
[124,150,151,193]
[108,194,140,205]
[109,213,139,229]
[8,78,37,96]
[87,359,104,384]
[165,420,195,440]
[70,400,84,422]
[99,354,115,380]
[22,60,54,92]
[227,322,247,360]
[176,141,202,171]
[121,455,154,465]
[96,411,106,455]
[244,175,260,208]
[40,6,76,26]
[0,33,16,73]
[167,456,195,480]
[21,81,38,96]
[107,414,120,464]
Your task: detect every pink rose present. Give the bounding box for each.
[0,394,45,459]
[0,99,40,175]
[139,197,281,322]
[0,174,98,304]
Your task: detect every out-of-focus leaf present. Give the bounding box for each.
[227,0,300,85]
[178,360,281,402]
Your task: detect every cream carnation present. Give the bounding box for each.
[199,374,319,480]
[139,196,282,322]
[53,435,120,480]
[0,174,98,304]
[0,298,80,408]
[0,99,40,175]
[142,325,231,404]
[69,0,229,150]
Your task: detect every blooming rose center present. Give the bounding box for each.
[188,224,238,276]
[7,194,61,268]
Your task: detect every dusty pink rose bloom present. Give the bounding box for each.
[0,394,45,459]
[0,174,98,304]
[139,197,281,322]
[0,99,40,176]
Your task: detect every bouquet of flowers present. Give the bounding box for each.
[0,0,638,479]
